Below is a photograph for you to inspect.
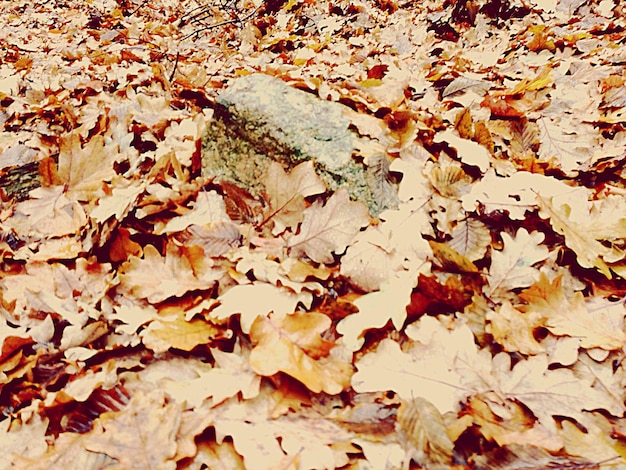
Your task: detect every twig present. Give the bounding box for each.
[169,51,180,83]
[128,0,150,17]
[181,3,262,40]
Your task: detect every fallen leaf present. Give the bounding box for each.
[485,228,550,301]
[249,312,352,394]
[263,160,326,234]
[118,243,221,304]
[210,282,313,334]
[287,189,370,264]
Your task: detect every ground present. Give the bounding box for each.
[0,0,625,468]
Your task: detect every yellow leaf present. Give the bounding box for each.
[487,301,545,355]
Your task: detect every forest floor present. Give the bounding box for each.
[0,0,625,468]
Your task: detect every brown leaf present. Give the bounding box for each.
[140,315,223,353]
[249,312,352,394]
[85,390,182,469]
[397,397,454,468]
[118,243,221,303]
[287,188,370,264]
[263,160,326,233]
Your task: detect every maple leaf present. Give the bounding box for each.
[249,312,352,394]
[118,243,222,304]
[262,160,326,234]
[287,188,370,264]
[485,228,550,301]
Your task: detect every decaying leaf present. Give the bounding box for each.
[520,273,626,350]
[397,397,455,469]
[537,194,626,278]
[84,390,182,469]
[3,0,626,467]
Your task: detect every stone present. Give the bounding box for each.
[201,73,395,216]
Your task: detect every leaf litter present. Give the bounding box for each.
[0,0,625,468]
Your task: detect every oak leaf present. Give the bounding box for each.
[263,160,326,234]
[433,129,490,172]
[485,228,550,301]
[140,315,223,353]
[337,272,417,351]
[7,186,87,238]
[461,169,581,220]
[352,317,480,414]
[210,282,313,334]
[520,273,626,350]
[118,243,221,304]
[0,414,48,465]
[155,190,232,235]
[249,312,352,394]
[55,132,117,200]
[537,194,626,278]
[84,390,182,470]
[213,391,354,470]
[287,188,370,264]
[487,352,622,434]
[486,301,545,355]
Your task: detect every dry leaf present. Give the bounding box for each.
[287,188,370,264]
[118,244,221,303]
[249,312,352,394]
[263,160,326,234]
